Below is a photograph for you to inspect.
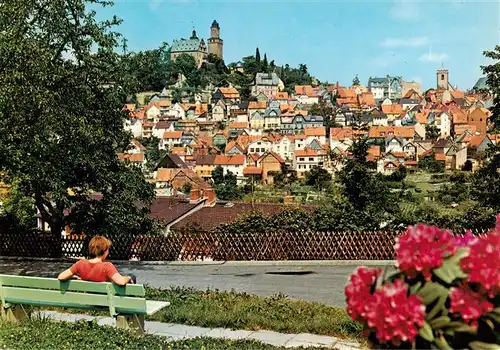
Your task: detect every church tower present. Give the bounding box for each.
[437,69,449,90]
[208,20,223,60]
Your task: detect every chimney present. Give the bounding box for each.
[203,188,217,207]
[190,188,201,203]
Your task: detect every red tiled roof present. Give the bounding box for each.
[243,166,263,175]
[435,153,446,161]
[214,154,246,165]
[171,202,317,232]
[304,127,326,137]
[163,131,183,139]
[132,139,147,151]
[219,87,240,99]
[248,101,267,109]
[259,151,285,164]
[150,197,200,224]
[229,122,249,129]
[381,104,403,114]
[118,153,144,162]
[358,92,376,107]
[295,149,320,157]
[368,126,414,138]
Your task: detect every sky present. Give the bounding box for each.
[102,0,499,90]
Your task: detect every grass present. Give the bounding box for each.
[145,286,362,340]
[41,286,362,341]
[0,318,321,350]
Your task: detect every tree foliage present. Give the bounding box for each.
[418,153,445,173]
[0,0,156,242]
[481,46,500,127]
[336,137,399,229]
[352,75,360,86]
[471,144,500,209]
[425,125,440,140]
[211,166,242,201]
[304,166,332,191]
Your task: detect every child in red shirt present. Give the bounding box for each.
[58,236,135,285]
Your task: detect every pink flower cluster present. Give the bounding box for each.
[345,268,425,345]
[395,224,457,279]
[461,229,500,298]
[365,280,426,345]
[450,286,494,324]
[345,267,381,321]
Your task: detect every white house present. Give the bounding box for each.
[165,103,186,119]
[272,135,294,163]
[293,149,327,178]
[152,120,175,139]
[304,127,327,145]
[250,111,265,130]
[212,101,226,122]
[293,135,308,151]
[247,139,273,156]
[160,131,183,150]
[435,112,451,138]
[145,104,161,122]
[124,118,143,139]
[264,109,281,130]
[214,154,246,184]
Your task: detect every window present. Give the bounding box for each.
[441,74,445,81]
[250,148,254,153]
[309,157,314,161]
[299,157,305,161]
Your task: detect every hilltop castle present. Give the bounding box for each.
[170,20,223,67]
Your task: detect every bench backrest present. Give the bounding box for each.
[0,275,147,316]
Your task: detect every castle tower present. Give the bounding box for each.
[437,69,449,90]
[207,20,223,60]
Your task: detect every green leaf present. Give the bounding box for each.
[492,307,500,316]
[469,341,500,350]
[432,248,468,284]
[429,316,451,329]
[434,335,453,350]
[416,282,449,305]
[418,321,434,342]
[487,311,500,324]
[409,281,422,294]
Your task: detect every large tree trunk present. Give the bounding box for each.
[35,190,62,258]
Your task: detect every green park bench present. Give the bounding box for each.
[0,274,170,334]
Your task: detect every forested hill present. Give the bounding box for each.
[121,45,315,100]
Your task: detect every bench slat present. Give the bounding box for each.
[0,275,145,297]
[145,300,170,315]
[2,287,147,315]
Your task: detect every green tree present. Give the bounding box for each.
[310,100,338,131]
[143,137,166,171]
[305,166,332,191]
[211,166,242,201]
[0,0,156,242]
[418,153,445,173]
[123,42,175,91]
[352,75,360,86]
[425,125,440,140]
[336,137,398,228]
[436,171,470,204]
[471,144,500,209]
[262,54,269,73]
[387,164,407,182]
[481,46,500,127]
[255,48,261,71]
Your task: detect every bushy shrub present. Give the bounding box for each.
[345,217,500,349]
